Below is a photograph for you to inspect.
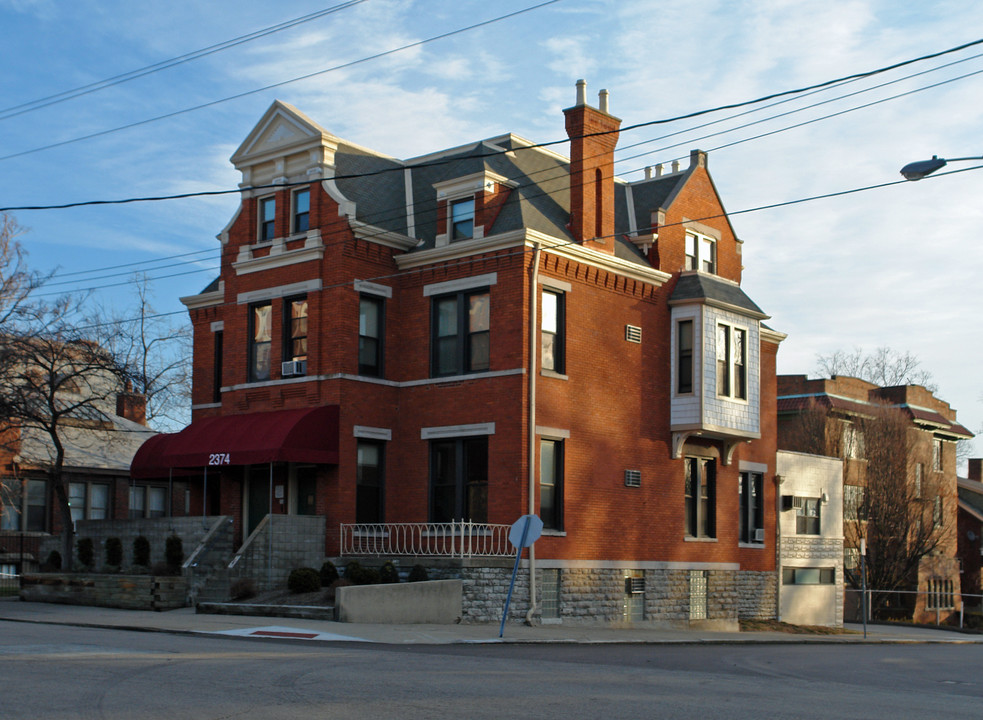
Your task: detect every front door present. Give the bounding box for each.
[246,465,270,538]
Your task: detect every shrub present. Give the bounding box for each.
[43,550,62,571]
[344,561,363,583]
[105,537,123,568]
[408,564,429,583]
[319,561,339,587]
[133,536,151,567]
[379,561,400,584]
[76,538,94,569]
[165,535,183,571]
[359,567,381,585]
[288,567,321,594]
[230,578,256,601]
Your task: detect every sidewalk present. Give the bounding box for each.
[2,598,981,645]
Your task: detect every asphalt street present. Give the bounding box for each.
[2,620,982,719]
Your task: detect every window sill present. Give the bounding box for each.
[739,542,766,549]
[541,369,568,381]
[542,530,566,537]
[684,536,717,542]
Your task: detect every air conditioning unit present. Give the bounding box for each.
[754,528,766,543]
[281,360,307,377]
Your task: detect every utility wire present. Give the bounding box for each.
[0,1,368,122]
[29,57,983,291]
[4,34,982,213]
[0,0,564,163]
[49,161,983,311]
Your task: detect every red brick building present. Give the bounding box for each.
[133,81,784,624]
[777,375,973,624]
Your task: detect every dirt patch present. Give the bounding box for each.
[740,618,857,635]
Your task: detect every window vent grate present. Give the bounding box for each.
[625,325,642,343]
[624,469,641,488]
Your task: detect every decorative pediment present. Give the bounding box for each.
[230,100,340,183]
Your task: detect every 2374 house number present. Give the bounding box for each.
[208,453,231,466]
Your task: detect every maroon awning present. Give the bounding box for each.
[131,406,339,478]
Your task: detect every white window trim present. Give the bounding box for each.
[539,277,572,293]
[210,321,224,332]
[354,426,392,441]
[716,321,750,403]
[237,279,321,305]
[354,280,393,298]
[535,426,570,439]
[685,229,717,273]
[423,273,497,297]
[674,314,697,398]
[421,422,495,440]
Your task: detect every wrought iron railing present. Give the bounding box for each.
[340,522,513,558]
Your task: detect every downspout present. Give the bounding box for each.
[775,474,784,621]
[525,242,542,625]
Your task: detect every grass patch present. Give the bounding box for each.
[740,618,857,635]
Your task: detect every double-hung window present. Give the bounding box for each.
[716,324,747,400]
[430,437,488,522]
[685,231,716,273]
[541,290,564,373]
[356,441,384,524]
[677,319,693,394]
[933,438,944,472]
[358,295,384,376]
[258,196,276,242]
[283,296,308,365]
[540,439,564,531]
[739,471,763,544]
[796,497,821,535]
[248,302,272,382]
[69,482,109,524]
[1,479,48,532]
[432,290,490,377]
[685,457,715,538]
[292,188,310,234]
[450,197,475,241]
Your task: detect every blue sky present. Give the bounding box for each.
[1,0,981,451]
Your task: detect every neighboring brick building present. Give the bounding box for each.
[1,384,165,572]
[957,459,983,607]
[777,375,973,624]
[133,81,784,625]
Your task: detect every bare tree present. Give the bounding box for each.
[842,404,952,615]
[0,297,128,570]
[100,274,191,431]
[815,347,937,392]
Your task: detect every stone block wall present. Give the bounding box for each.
[231,515,326,591]
[20,573,188,610]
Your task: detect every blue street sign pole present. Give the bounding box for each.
[500,516,531,638]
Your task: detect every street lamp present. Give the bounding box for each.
[900,154,983,180]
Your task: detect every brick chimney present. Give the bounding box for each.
[116,381,147,426]
[564,79,621,254]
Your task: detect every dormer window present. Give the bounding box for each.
[259,196,276,242]
[292,188,310,234]
[450,198,475,241]
[685,231,716,273]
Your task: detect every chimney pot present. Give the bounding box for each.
[575,79,587,106]
[671,160,680,173]
[655,164,663,177]
[598,89,609,114]
[644,166,652,179]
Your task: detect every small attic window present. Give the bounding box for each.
[450,198,475,241]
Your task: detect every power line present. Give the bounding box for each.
[0,0,564,163]
[0,1,368,122]
[54,162,983,320]
[4,34,981,213]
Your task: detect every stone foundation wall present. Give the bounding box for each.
[376,559,777,626]
[20,573,188,610]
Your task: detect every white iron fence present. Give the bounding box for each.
[340,522,513,558]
